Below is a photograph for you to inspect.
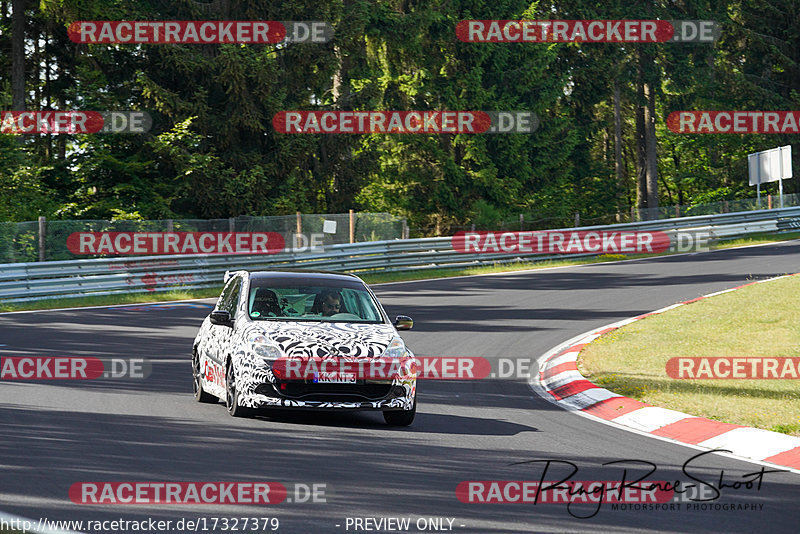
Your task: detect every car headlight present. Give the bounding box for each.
[249,334,283,361]
[381,336,407,359]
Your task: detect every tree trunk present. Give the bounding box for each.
[11,0,25,110]
[671,143,684,206]
[614,80,625,221]
[332,46,343,105]
[644,78,659,216]
[635,59,647,220]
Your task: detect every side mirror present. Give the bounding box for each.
[209,310,233,327]
[394,315,413,330]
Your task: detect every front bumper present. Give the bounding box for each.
[234,353,417,411]
[252,396,414,411]
[241,381,416,411]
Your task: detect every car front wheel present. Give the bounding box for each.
[384,399,416,426]
[225,361,253,418]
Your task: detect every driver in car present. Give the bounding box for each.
[320,291,342,316]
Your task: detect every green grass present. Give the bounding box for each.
[2,232,799,313]
[579,274,800,436]
[714,230,800,249]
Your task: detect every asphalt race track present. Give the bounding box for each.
[1,242,800,533]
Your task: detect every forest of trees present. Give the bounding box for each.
[1,0,799,235]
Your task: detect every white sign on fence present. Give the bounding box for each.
[323,220,337,234]
[748,145,792,208]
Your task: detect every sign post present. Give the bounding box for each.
[748,145,792,209]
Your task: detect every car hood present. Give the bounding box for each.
[251,321,398,359]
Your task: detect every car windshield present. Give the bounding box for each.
[247,279,385,323]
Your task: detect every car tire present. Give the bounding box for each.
[383,398,416,426]
[226,360,253,417]
[192,351,215,403]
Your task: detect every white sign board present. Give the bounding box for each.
[322,220,337,234]
[749,145,792,185]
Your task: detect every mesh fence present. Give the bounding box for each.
[1,194,796,262]
[635,193,800,221]
[0,213,407,263]
[448,193,800,234]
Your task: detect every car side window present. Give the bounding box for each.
[223,279,242,317]
[216,277,241,314]
[216,278,235,310]
[341,290,362,318]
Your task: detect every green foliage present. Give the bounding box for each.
[0,163,59,221]
[0,0,797,234]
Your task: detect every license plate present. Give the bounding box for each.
[313,372,357,384]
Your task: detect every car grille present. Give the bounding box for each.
[260,381,394,402]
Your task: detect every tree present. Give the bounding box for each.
[11,0,24,110]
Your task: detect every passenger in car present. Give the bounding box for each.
[251,288,282,316]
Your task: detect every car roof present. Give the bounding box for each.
[246,269,362,283]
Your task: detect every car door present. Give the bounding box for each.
[207,275,242,366]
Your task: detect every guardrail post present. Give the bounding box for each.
[296,211,302,249]
[724,201,729,213]
[349,209,355,243]
[166,219,173,232]
[38,216,46,262]
[675,205,680,218]
[228,217,234,232]
[768,195,773,210]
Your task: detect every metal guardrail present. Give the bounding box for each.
[2,207,800,303]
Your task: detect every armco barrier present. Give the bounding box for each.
[2,207,800,303]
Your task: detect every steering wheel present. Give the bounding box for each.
[328,313,361,320]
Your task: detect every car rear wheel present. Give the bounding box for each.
[226,361,253,417]
[384,399,416,426]
[192,351,215,403]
